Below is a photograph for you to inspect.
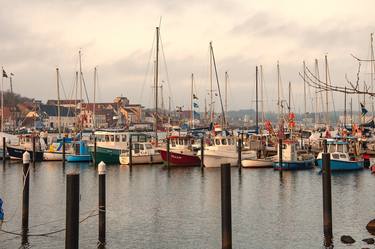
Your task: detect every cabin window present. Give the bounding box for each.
[134,144,140,154]
[332,154,340,159]
[328,145,335,153]
[145,144,152,149]
[215,139,220,145]
[222,139,227,145]
[139,144,144,150]
[339,154,346,159]
[122,135,127,142]
[105,135,109,142]
[115,135,120,142]
[228,139,233,145]
[337,145,344,153]
[110,135,114,142]
[171,139,176,147]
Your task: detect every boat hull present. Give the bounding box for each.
[90,146,121,165]
[273,159,314,170]
[203,154,238,168]
[242,159,273,168]
[119,153,163,165]
[316,159,363,171]
[66,154,92,162]
[43,151,65,161]
[7,145,44,162]
[159,150,200,166]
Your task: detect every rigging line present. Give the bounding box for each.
[139,30,156,104]
[210,43,226,125]
[80,72,90,104]
[159,33,174,109]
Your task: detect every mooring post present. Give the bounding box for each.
[65,168,80,249]
[93,136,97,167]
[237,138,242,167]
[200,137,204,168]
[322,139,333,248]
[221,163,232,249]
[22,151,30,241]
[166,137,170,168]
[129,136,133,167]
[98,161,106,247]
[62,137,66,167]
[2,136,6,166]
[32,135,36,167]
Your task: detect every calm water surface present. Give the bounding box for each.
[0,161,374,248]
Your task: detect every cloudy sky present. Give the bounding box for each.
[1,0,375,113]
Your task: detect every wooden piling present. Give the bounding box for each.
[200,137,204,168]
[2,136,5,166]
[65,172,80,249]
[129,136,133,167]
[22,152,30,240]
[98,161,106,247]
[166,138,170,168]
[62,137,66,167]
[221,163,232,249]
[93,136,97,167]
[322,139,333,248]
[32,135,36,167]
[237,138,242,167]
[279,138,283,174]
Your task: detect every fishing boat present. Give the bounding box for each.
[159,135,201,166]
[7,134,44,162]
[273,140,315,170]
[66,139,92,162]
[242,157,273,168]
[197,135,255,168]
[119,141,162,165]
[316,140,363,171]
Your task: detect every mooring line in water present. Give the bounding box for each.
[0,210,98,237]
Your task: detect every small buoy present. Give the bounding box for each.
[362,238,375,244]
[340,235,355,244]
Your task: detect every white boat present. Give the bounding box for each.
[198,135,255,168]
[241,157,273,168]
[119,142,162,165]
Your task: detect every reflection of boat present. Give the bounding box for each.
[119,142,162,165]
[198,135,255,168]
[273,140,315,170]
[7,134,44,162]
[242,157,273,168]
[159,136,200,166]
[316,140,363,171]
[66,140,92,162]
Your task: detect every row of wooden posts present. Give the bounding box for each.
[15,136,333,249]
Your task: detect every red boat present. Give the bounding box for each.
[159,136,201,166]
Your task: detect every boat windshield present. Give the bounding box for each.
[222,139,227,145]
[215,139,220,145]
[336,144,344,153]
[145,144,152,149]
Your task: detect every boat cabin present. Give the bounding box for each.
[169,136,194,150]
[277,140,298,162]
[327,140,351,160]
[210,136,235,147]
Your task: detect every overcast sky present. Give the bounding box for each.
[1,0,375,113]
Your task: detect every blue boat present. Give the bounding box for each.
[66,140,92,162]
[316,140,363,171]
[273,140,315,170]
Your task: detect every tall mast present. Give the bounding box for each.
[209,42,213,123]
[350,98,353,126]
[93,67,97,130]
[225,71,228,128]
[79,50,83,130]
[371,33,374,122]
[344,86,347,127]
[154,26,160,143]
[314,59,321,124]
[74,71,78,128]
[277,62,280,117]
[260,65,265,125]
[1,67,4,133]
[288,81,291,114]
[325,55,329,126]
[191,73,194,128]
[56,68,61,136]
[255,66,259,134]
[303,61,306,125]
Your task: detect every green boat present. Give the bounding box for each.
[90,130,151,165]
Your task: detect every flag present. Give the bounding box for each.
[193,94,198,100]
[2,70,7,78]
[360,103,368,117]
[193,103,199,108]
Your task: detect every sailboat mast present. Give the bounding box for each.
[56,68,61,136]
[154,26,160,142]
[371,33,374,121]
[79,50,83,130]
[191,73,194,128]
[288,81,291,114]
[303,61,306,125]
[209,42,213,123]
[74,71,78,128]
[225,71,228,128]
[277,61,281,119]
[344,86,347,127]
[93,67,97,130]
[350,98,353,126]
[325,55,329,126]
[260,65,265,125]
[255,66,259,134]
[1,67,4,133]
[315,59,322,124]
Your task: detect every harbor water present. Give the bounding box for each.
[0,161,374,248]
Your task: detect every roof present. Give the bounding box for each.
[40,105,75,117]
